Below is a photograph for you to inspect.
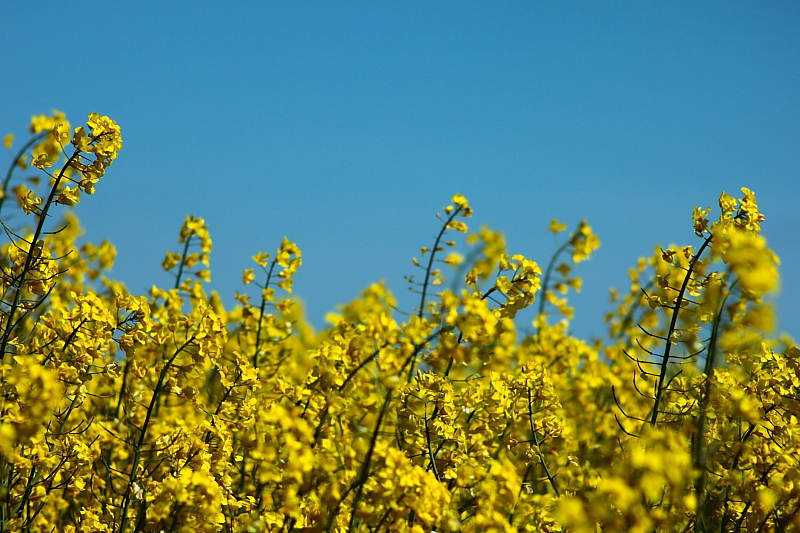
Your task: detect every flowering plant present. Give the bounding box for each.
[0,112,794,533]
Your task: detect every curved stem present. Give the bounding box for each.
[536,238,572,335]
[649,233,713,426]
[173,232,194,290]
[418,207,462,319]
[693,279,734,530]
[527,388,560,496]
[0,149,80,361]
[347,390,393,533]
[253,259,278,368]
[118,334,197,533]
[0,132,47,218]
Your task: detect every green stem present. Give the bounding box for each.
[0,132,47,218]
[527,388,560,496]
[253,259,278,368]
[117,335,197,533]
[418,207,462,319]
[173,231,194,290]
[347,390,393,533]
[536,238,572,335]
[0,149,81,361]
[693,281,732,532]
[649,234,713,426]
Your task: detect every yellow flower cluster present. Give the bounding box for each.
[0,112,797,533]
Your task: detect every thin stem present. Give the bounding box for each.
[418,207,462,319]
[173,232,194,290]
[527,388,560,497]
[0,132,48,218]
[253,259,278,368]
[0,149,81,361]
[649,233,713,426]
[118,334,197,533]
[536,238,572,334]
[347,390,393,533]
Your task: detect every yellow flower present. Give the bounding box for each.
[549,218,567,234]
[450,193,472,216]
[32,153,52,169]
[162,250,181,271]
[56,185,81,206]
[446,220,468,233]
[719,191,737,213]
[693,206,711,235]
[443,252,463,266]
[16,186,42,214]
[277,277,293,292]
[452,193,469,209]
[252,251,270,267]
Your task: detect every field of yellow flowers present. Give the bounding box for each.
[0,112,796,532]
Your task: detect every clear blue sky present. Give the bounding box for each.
[2,2,798,340]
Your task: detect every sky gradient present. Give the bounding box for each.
[2,2,798,340]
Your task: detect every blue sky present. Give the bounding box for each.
[2,2,798,340]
